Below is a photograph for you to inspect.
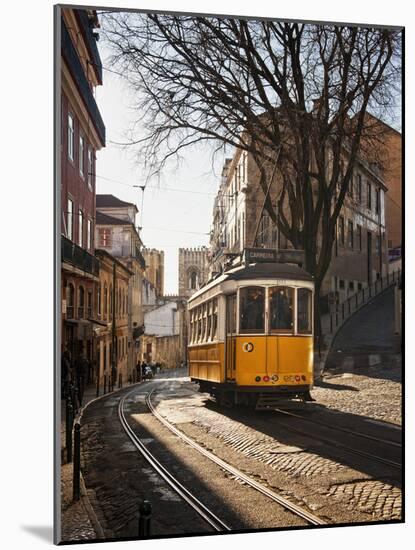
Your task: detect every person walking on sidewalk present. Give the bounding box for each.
[74,353,88,405]
[61,349,71,399]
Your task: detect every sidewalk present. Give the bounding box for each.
[59,381,136,542]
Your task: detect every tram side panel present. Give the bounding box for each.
[189,342,225,383]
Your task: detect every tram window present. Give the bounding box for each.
[269,287,293,332]
[297,288,312,334]
[190,311,195,343]
[198,306,203,342]
[202,304,207,342]
[207,301,212,341]
[240,287,265,333]
[212,299,218,340]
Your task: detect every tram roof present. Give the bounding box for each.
[189,262,313,303]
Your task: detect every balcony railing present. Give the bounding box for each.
[78,306,84,319]
[61,20,106,146]
[61,236,100,276]
[66,306,74,319]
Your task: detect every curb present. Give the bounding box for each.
[80,472,106,539]
[73,381,145,539]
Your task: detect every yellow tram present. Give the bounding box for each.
[187,262,314,409]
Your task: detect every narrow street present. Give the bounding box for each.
[75,346,402,541]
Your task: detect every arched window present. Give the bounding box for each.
[189,270,198,290]
[97,284,101,317]
[109,284,113,316]
[67,283,75,319]
[103,284,107,316]
[78,286,85,318]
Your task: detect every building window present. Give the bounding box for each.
[339,216,345,245]
[88,147,93,189]
[357,174,362,203]
[79,135,85,177]
[87,219,92,251]
[357,225,362,251]
[348,220,354,248]
[67,198,73,240]
[87,291,93,317]
[109,284,113,316]
[104,284,107,316]
[269,287,294,333]
[367,182,372,210]
[78,286,85,318]
[349,281,355,292]
[67,283,75,319]
[339,279,345,290]
[97,284,101,317]
[78,210,83,247]
[376,234,382,256]
[68,113,74,161]
[189,271,198,290]
[99,228,112,247]
[375,188,380,215]
[240,287,265,333]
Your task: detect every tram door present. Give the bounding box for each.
[225,294,237,381]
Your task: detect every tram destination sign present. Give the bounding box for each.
[244,248,305,265]
[244,248,277,263]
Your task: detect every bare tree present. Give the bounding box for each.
[102,13,401,340]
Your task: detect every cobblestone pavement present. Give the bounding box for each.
[317,285,402,426]
[61,462,97,542]
[153,377,402,525]
[312,357,402,426]
[59,382,139,543]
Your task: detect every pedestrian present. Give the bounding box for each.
[136,360,141,382]
[74,352,88,405]
[61,349,71,399]
[141,361,147,380]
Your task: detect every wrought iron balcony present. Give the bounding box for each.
[61,235,100,276]
[61,20,106,146]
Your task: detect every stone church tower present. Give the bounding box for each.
[178,247,210,298]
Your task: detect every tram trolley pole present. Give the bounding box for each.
[138,500,152,537]
[73,423,81,502]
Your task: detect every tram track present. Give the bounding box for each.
[145,387,327,527]
[273,408,401,470]
[118,390,231,533]
[274,408,402,448]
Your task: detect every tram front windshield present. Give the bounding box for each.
[239,287,265,333]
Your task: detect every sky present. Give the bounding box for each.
[94,41,226,295]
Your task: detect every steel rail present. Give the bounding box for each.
[273,409,401,470]
[118,391,231,533]
[146,389,327,526]
[274,408,402,448]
